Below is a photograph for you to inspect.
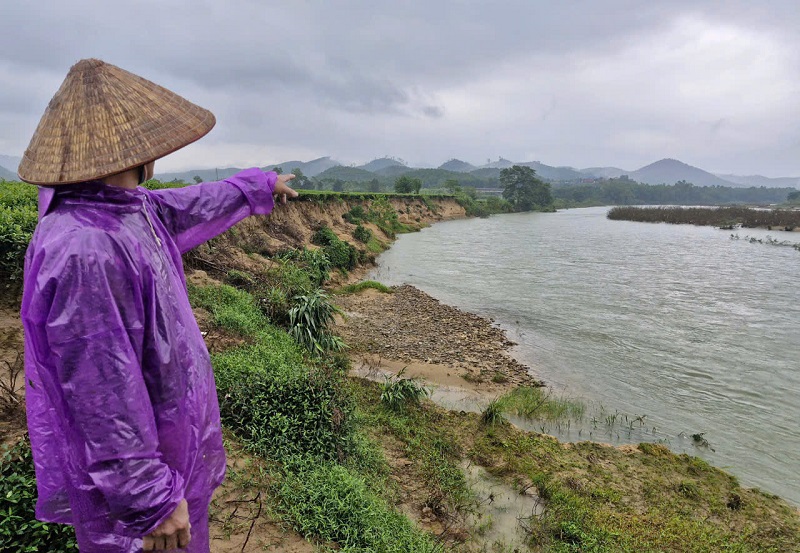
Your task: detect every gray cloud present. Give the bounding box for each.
[2,0,800,176]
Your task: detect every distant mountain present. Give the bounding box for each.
[714,173,800,189]
[480,157,515,170]
[0,155,21,173]
[515,161,584,181]
[581,166,628,179]
[630,159,738,187]
[469,167,502,179]
[0,165,17,180]
[358,157,407,172]
[316,165,378,182]
[155,167,245,183]
[374,165,412,178]
[265,156,340,177]
[439,159,476,173]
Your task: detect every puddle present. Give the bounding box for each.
[462,461,542,551]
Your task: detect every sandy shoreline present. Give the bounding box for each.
[333,284,543,393]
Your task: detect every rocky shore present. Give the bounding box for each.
[333,284,542,390]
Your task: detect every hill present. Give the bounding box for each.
[265,156,340,177]
[516,161,584,181]
[358,157,407,173]
[581,166,628,179]
[0,165,17,180]
[630,159,738,187]
[0,155,21,173]
[315,165,378,182]
[479,157,515,170]
[714,173,800,189]
[439,159,477,172]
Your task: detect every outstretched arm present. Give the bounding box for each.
[147,168,297,253]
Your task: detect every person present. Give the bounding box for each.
[16,58,297,552]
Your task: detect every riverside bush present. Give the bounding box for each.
[312,227,359,271]
[0,438,78,552]
[608,206,800,228]
[352,224,372,243]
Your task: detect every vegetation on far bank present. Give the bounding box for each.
[553,178,797,208]
[607,205,800,229]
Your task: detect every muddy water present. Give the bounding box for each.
[370,207,800,505]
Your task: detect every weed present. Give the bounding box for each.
[497,386,585,421]
[334,280,393,295]
[288,289,347,354]
[0,352,24,418]
[379,369,430,411]
[481,399,505,426]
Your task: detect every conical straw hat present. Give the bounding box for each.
[18,58,215,185]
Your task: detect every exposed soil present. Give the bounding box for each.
[0,308,25,446]
[209,437,313,553]
[334,285,543,390]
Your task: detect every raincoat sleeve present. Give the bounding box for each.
[147,168,278,253]
[45,230,184,537]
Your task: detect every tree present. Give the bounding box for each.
[367,178,382,193]
[500,165,552,211]
[291,168,312,189]
[444,178,461,194]
[788,190,800,203]
[193,175,203,184]
[394,175,422,194]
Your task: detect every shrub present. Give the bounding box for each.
[278,248,331,288]
[312,227,359,271]
[352,224,372,243]
[0,203,37,283]
[342,205,368,224]
[0,437,78,552]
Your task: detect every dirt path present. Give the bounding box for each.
[333,285,542,391]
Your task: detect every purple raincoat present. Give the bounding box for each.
[21,168,277,552]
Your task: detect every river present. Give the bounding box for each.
[370,206,800,505]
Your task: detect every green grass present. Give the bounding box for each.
[497,386,586,421]
[274,456,438,552]
[333,280,393,295]
[189,284,438,549]
[352,380,473,517]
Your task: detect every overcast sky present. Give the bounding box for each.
[2,1,799,176]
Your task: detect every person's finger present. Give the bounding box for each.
[178,526,192,549]
[282,193,287,205]
[165,531,178,551]
[142,535,155,551]
[285,173,296,180]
